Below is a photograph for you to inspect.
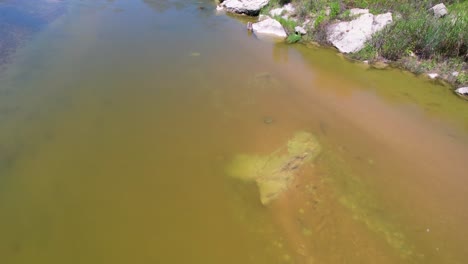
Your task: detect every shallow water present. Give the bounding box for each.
[1,0,468,263]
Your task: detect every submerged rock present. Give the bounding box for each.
[327,12,392,53]
[227,131,321,205]
[220,0,269,16]
[263,116,274,124]
[252,18,287,39]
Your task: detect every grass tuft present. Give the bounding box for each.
[274,15,298,34]
[349,44,378,61]
[287,33,302,43]
[329,1,340,19]
[371,8,467,61]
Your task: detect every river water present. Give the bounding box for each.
[1,0,468,263]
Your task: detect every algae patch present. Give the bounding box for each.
[321,149,419,261]
[227,131,321,205]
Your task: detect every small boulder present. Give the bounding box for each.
[270,3,295,17]
[428,73,439,79]
[430,3,448,18]
[270,7,285,17]
[282,3,295,13]
[295,26,307,35]
[252,18,287,38]
[221,0,270,16]
[373,13,393,30]
[455,87,468,100]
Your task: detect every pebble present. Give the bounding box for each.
[263,116,274,124]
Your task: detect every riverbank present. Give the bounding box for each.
[216,0,467,98]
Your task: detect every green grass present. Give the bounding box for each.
[338,9,352,20]
[349,44,378,61]
[329,1,340,19]
[342,0,460,16]
[314,11,326,27]
[274,15,297,33]
[260,0,290,15]
[290,0,465,20]
[286,33,302,43]
[293,0,467,63]
[371,7,467,61]
[457,73,468,85]
[260,0,467,80]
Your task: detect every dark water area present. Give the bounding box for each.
[0,0,65,68]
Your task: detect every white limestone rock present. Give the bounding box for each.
[327,12,393,53]
[270,3,295,17]
[252,18,287,38]
[430,3,448,18]
[428,73,439,79]
[295,26,307,35]
[221,0,270,16]
[455,87,468,100]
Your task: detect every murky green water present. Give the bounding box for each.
[1,0,468,263]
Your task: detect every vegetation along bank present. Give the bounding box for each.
[216,0,468,99]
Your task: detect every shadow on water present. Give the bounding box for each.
[0,144,19,175]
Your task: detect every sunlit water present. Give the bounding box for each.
[1,0,468,263]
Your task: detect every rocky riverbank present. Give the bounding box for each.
[216,0,467,100]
